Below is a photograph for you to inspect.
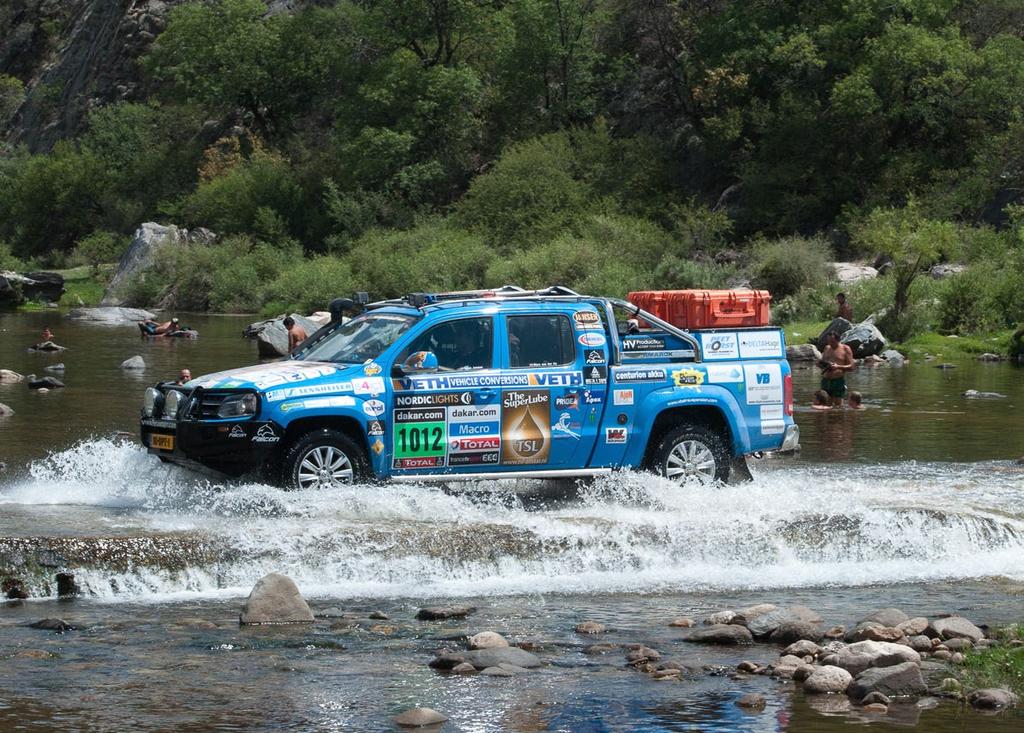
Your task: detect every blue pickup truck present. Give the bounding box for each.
[140,286,798,489]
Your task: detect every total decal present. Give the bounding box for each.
[738,331,783,359]
[671,368,704,388]
[501,389,550,465]
[573,310,602,330]
[699,333,739,361]
[743,363,783,405]
[578,332,606,348]
[251,424,280,444]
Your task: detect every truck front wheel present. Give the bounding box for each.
[650,424,730,486]
[282,429,368,490]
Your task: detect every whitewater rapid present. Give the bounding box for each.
[1,438,1023,602]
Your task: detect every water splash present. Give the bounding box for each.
[2,439,1023,601]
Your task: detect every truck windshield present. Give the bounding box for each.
[301,313,415,364]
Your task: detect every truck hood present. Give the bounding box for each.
[185,360,383,396]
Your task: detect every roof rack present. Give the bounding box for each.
[366,285,582,310]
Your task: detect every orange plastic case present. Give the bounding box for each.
[627,289,772,330]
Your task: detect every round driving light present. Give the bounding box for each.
[143,387,160,417]
[164,389,183,419]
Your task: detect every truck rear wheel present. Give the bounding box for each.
[651,424,730,485]
[282,429,368,490]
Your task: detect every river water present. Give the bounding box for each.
[1,310,1023,731]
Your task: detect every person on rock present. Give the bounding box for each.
[819,331,855,407]
[284,316,308,353]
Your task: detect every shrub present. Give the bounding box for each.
[748,236,832,298]
[263,256,354,314]
[0,241,23,271]
[348,219,491,298]
[72,231,128,275]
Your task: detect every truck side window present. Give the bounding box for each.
[399,317,493,371]
[508,315,575,368]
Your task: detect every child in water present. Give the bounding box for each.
[812,390,832,410]
[848,391,864,409]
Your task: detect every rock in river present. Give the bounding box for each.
[928,616,984,643]
[968,689,1019,710]
[747,605,822,639]
[239,573,314,625]
[393,707,448,727]
[804,665,853,694]
[468,631,509,649]
[686,624,753,645]
[67,306,156,324]
[848,662,927,700]
[0,403,13,417]
[462,647,542,670]
[735,693,766,711]
[0,369,25,383]
[27,376,64,390]
[120,355,145,370]
[416,605,475,621]
[575,621,606,634]
[28,618,77,632]
[832,640,920,676]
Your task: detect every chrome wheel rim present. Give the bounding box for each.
[296,445,354,489]
[665,440,717,485]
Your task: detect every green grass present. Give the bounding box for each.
[15,264,113,310]
[781,320,829,347]
[959,625,1024,695]
[896,330,1013,360]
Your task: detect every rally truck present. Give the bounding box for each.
[140,286,799,489]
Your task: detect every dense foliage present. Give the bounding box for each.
[1,0,1023,336]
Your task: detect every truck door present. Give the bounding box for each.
[499,310,604,468]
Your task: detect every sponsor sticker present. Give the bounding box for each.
[582,389,603,405]
[760,403,785,435]
[605,427,628,444]
[393,405,446,464]
[700,332,739,361]
[352,376,386,395]
[501,390,550,465]
[578,332,607,348]
[367,420,384,436]
[395,392,474,407]
[265,382,353,402]
[552,412,580,439]
[448,404,500,421]
[744,364,783,405]
[372,439,385,455]
[706,364,743,383]
[448,452,500,466]
[621,336,666,351]
[394,456,444,469]
[449,436,501,452]
[141,418,175,429]
[584,365,607,385]
[528,372,583,387]
[362,399,386,417]
[300,396,357,410]
[554,394,579,410]
[584,349,605,364]
[573,310,602,329]
[613,367,667,383]
[613,389,634,406]
[738,331,783,359]
[403,372,581,390]
[450,421,499,437]
[671,368,705,388]
[229,425,246,439]
[363,362,382,376]
[251,424,280,444]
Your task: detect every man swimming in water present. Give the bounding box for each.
[820,331,855,407]
[139,317,180,336]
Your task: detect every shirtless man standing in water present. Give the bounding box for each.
[820,331,855,407]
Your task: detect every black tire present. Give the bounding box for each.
[649,423,730,485]
[281,429,369,490]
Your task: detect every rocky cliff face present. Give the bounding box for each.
[0,0,311,152]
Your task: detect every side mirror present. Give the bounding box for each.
[395,350,439,376]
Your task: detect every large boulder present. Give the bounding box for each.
[468,631,509,650]
[244,313,319,357]
[101,223,215,306]
[841,319,887,358]
[0,271,65,305]
[813,318,852,350]
[238,573,314,625]
[880,349,906,367]
[770,620,823,644]
[848,662,927,700]
[929,263,967,280]
[686,624,754,645]
[0,369,24,383]
[67,307,156,325]
[830,262,879,284]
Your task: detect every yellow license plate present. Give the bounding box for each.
[150,434,175,451]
